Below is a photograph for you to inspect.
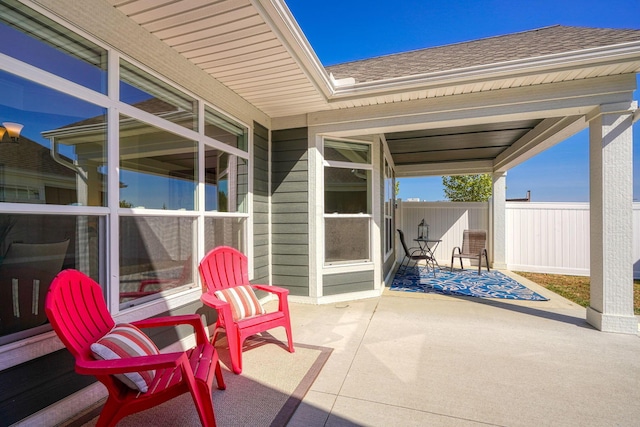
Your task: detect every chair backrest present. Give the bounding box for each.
[45,269,114,361]
[198,246,249,293]
[397,229,411,257]
[461,230,487,255]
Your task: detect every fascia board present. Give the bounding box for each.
[329,41,640,99]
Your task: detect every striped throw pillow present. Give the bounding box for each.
[91,323,160,393]
[214,285,266,321]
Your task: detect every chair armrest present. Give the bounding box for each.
[132,314,208,345]
[200,293,231,310]
[76,352,186,375]
[200,293,236,331]
[252,284,289,296]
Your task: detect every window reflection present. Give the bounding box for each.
[204,145,248,212]
[119,216,194,305]
[119,115,196,210]
[0,213,103,343]
[324,167,370,214]
[204,107,247,151]
[0,71,107,206]
[324,140,370,163]
[120,60,197,131]
[0,0,107,93]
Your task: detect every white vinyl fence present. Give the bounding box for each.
[396,200,640,278]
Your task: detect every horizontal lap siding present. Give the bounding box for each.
[272,128,309,296]
[323,270,375,295]
[252,122,270,283]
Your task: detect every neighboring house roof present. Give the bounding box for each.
[327,25,640,83]
[0,138,75,177]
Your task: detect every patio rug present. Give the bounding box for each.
[391,266,548,301]
[75,336,332,427]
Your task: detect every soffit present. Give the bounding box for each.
[105,0,330,118]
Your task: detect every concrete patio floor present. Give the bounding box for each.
[276,271,640,427]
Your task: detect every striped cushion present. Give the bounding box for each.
[91,323,160,393]
[214,285,266,321]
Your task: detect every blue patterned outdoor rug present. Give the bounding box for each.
[391,266,548,301]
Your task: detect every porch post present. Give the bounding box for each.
[586,101,638,334]
[491,171,507,269]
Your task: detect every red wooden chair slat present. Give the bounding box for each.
[198,246,294,374]
[45,269,226,427]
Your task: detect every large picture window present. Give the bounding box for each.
[0,3,251,346]
[324,140,372,265]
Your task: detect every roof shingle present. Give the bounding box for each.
[326,25,640,83]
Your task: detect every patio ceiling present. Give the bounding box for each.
[385,119,542,174]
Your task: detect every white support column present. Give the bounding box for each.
[491,171,507,269]
[586,101,638,334]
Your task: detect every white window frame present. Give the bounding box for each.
[322,138,374,268]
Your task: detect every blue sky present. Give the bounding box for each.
[285,0,640,202]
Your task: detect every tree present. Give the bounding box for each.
[442,174,492,202]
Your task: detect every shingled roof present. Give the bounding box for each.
[326,25,640,83]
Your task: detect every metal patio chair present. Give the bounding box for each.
[450,229,490,275]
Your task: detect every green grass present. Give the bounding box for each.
[515,272,640,315]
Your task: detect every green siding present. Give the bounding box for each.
[323,270,375,295]
[272,127,309,296]
[252,122,270,284]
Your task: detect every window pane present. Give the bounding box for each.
[204,146,248,213]
[119,216,194,305]
[324,167,370,214]
[204,107,247,151]
[204,217,246,254]
[120,60,197,131]
[0,213,103,343]
[324,140,370,163]
[325,217,370,264]
[0,71,107,206]
[119,115,196,210]
[0,0,107,93]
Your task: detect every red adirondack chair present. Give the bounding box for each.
[45,269,226,427]
[198,246,294,374]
